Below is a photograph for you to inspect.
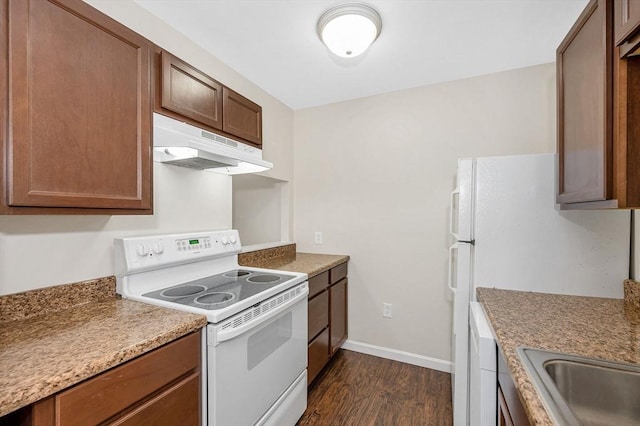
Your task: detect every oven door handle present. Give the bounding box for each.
[215,286,309,344]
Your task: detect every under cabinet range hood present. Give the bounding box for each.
[153,113,273,175]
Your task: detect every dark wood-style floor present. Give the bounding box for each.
[298,349,453,426]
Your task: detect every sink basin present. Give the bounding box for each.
[517,347,640,426]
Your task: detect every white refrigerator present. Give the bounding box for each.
[448,153,630,426]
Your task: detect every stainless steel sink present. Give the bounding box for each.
[517,347,640,426]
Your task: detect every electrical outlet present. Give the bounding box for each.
[314,231,323,244]
[383,303,392,318]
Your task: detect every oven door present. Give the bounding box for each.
[207,286,308,426]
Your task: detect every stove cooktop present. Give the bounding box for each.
[142,269,297,311]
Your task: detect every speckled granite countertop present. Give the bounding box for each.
[477,287,640,425]
[0,277,207,418]
[239,243,349,277]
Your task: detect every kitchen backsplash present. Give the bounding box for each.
[625,279,640,309]
[238,243,296,268]
[0,276,116,323]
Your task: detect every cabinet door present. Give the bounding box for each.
[161,51,223,130]
[329,278,348,355]
[3,0,152,212]
[557,0,613,204]
[222,87,262,147]
[307,328,330,386]
[615,0,640,45]
[614,40,640,207]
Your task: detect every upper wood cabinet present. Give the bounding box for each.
[557,0,613,205]
[161,51,223,130]
[0,0,153,214]
[155,50,263,147]
[223,87,262,146]
[557,0,640,208]
[615,0,640,55]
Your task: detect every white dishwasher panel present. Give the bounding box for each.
[469,302,496,426]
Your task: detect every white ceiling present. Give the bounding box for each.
[135,0,589,110]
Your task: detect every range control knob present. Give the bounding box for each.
[221,236,229,245]
[136,244,149,257]
[153,242,164,254]
[229,235,238,244]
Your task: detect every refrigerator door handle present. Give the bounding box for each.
[448,243,457,295]
[449,189,460,240]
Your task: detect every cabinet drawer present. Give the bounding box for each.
[307,328,329,385]
[308,290,328,341]
[308,271,329,299]
[330,262,348,285]
[57,332,200,426]
[111,372,200,426]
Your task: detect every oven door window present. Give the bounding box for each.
[248,311,292,370]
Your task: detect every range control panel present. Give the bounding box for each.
[176,237,212,251]
[115,230,241,275]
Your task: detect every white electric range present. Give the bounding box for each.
[114,230,308,426]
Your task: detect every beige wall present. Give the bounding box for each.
[293,63,557,362]
[233,175,290,246]
[0,1,295,295]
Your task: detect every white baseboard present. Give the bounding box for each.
[340,339,452,373]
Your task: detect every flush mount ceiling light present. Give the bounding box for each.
[317,3,382,58]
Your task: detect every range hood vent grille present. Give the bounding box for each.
[201,130,238,148]
[162,156,232,170]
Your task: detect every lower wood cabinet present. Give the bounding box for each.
[11,332,201,426]
[308,289,329,340]
[308,328,330,385]
[329,278,348,355]
[111,373,200,426]
[307,262,348,385]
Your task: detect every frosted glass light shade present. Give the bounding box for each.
[318,3,382,58]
